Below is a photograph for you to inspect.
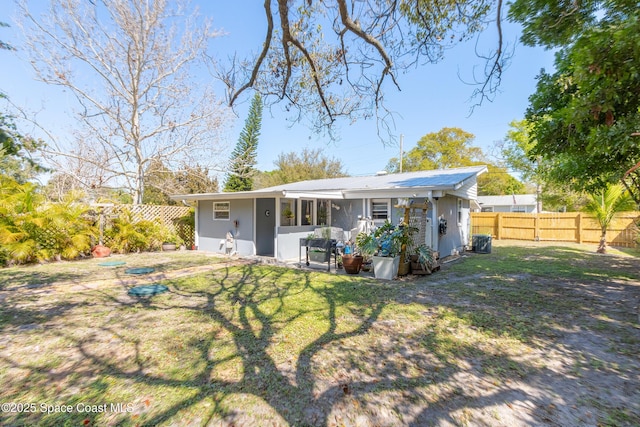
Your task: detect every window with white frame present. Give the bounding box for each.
[371,199,389,223]
[301,199,314,225]
[213,201,230,220]
[317,200,330,225]
[281,199,297,226]
[457,199,463,224]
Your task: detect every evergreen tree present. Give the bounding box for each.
[224,94,262,192]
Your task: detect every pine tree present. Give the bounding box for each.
[224,94,262,192]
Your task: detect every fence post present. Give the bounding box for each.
[496,213,502,240]
[534,213,540,241]
[577,213,583,244]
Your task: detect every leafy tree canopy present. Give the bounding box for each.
[478,165,525,196]
[386,128,485,172]
[254,148,348,189]
[511,2,640,193]
[386,127,524,195]
[0,106,47,183]
[143,159,219,205]
[509,0,638,48]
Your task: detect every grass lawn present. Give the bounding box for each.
[1,243,639,426]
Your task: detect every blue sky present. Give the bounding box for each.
[1,1,556,179]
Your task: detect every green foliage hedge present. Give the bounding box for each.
[0,177,96,264]
[0,176,184,265]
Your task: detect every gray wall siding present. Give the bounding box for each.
[489,205,536,213]
[437,196,470,257]
[195,193,475,260]
[197,199,255,256]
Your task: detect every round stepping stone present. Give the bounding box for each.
[127,284,169,297]
[98,261,126,267]
[124,267,155,275]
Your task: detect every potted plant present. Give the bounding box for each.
[356,221,405,280]
[282,206,295,226]
[397,221,418,277]
[342,253,363,274]
[162,232,183,251]
[342,241,363,274]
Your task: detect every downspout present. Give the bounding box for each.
[427,191,439,252]
[252,198,257,256]
[194,201,199,250]
[275,193,283,260]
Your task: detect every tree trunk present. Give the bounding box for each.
[597,229,607,253]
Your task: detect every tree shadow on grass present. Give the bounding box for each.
[1,256,639,426]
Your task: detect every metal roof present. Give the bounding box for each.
[172,166,487,201]
[477,194,537,206]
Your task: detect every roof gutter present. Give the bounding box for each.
[170,190,284,201]
[281,190,345,199]
[342,187,454,199]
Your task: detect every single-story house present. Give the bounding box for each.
[171,165,488,261]
[476,194,540,213]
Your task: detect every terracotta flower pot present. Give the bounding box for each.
[342,255,363,274]
[92,245,111,258]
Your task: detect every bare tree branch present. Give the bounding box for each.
[17,0,230,203]
[219,0,505,141]
[228,0,274,106]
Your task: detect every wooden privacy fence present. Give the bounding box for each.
[471,212,640,247]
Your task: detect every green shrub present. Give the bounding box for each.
[105,209,166,253]
[0,179,96,264]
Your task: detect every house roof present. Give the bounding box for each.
[172,166,488,201]
[477,194,538,207]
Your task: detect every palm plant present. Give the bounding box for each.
[105,209,167,253]
[584,183,637,253]
[0,182,97,263]
[0,178,45,263]
[39,198,97,260]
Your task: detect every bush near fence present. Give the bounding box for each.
[99,204,195,249]
[471,212,640,247]
[1,200,196,265]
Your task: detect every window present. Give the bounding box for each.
[317,200,330,225]
[371,200,389,223]
[511,205,527,213]
[213,202,230,220]
[281,199,297,226]
[301,199,314,225]
[457,199,463,224]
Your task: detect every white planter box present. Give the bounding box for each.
[372,255,400,280]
